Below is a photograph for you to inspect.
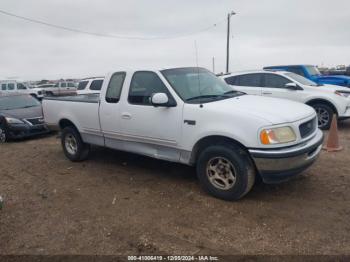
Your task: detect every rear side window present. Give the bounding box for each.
[106,72,126,103]
[7,83,15,90]
[263,74,291,88]
[78,81,88,90]
[61,83,67,88]
[90,80,103,91]
[1,84,6,90]
[128,71,171,106]
[236,74,262,87]
[67,82,75,87]
[224,76,238,85]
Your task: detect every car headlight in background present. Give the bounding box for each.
[335,91,350,98]
[5,117,25,124]
[260,126,296,145]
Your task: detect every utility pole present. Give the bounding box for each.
[226,11,236,74]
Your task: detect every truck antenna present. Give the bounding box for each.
[194,40,203,108]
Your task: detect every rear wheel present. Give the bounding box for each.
[61,127,90,161]
[196,144,256,201]
[311,103,335,130]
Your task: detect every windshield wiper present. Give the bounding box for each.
[186,95,221,102]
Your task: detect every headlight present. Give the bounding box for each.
[335,91,350,98]
[260,126,296,145]
[5,117,24,124]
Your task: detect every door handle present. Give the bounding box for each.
[262,92,272,95]
[121,112,132,120]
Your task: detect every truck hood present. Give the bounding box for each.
[0,105,43,120]
[206,95,315,125]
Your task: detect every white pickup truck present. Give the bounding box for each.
[43,67,324,200]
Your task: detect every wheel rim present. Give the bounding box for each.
[315,107,330,128]
[206,157,237,190]
[65,134,78,155]
[0,127,6,143]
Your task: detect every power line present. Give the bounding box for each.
[0,9,225,40]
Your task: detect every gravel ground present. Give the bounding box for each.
[0,121,350,256]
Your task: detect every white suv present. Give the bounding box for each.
[77,77,104,95]
[221,70,350,129]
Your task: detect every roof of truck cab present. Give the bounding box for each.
[107,66,210,74]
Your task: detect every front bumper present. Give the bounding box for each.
[249,129,324,183]
[7,123,50,139]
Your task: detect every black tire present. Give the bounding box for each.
[311,103,335,130]
[0,123,8,143]
[61,126,90,162]
[196,144,256,201]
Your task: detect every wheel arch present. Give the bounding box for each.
[59,118,79,131]
[305,98,338,115]
[189,135,249,165]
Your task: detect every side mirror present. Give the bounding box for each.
[151,93,169,106]
[285,82,299,90]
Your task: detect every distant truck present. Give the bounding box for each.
[42,81,77,97]
[264,65,350,88]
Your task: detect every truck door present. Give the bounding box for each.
[99,72,127,148]
[119,71,182,161]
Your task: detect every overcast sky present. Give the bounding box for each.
[0,0,349,80]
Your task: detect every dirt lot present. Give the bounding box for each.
[1,122,350,256]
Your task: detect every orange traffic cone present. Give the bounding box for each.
[323,114,343,152]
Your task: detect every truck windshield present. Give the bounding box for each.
[0,95,40,110]
[285,72,318,86]
[161,67,243,103]
[305,66,321,77]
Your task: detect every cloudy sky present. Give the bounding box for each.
[0,0,349,80]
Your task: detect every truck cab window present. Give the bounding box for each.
[61,83,67,88]
[1,84,6,90]
[129,71,171,105]
[90,80,103,91]
[78,81,88,90]
[106,72,126,103]
[288,67,305,77]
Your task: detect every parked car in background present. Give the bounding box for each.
[77,77,104,95]
[43,67,323,200]
[0,94,50,142]
[43,81,77,96]
[264,65,350,88]
[0,80,44,99]
[221,70,350,130]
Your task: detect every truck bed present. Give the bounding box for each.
[44,93,99,103]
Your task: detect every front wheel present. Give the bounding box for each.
[0,124,8,143]
[61,127,90,161]
[312,103,335,130]
[196,144,256,201]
